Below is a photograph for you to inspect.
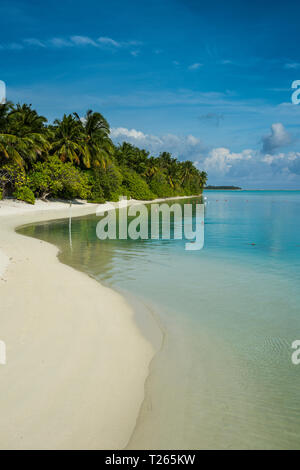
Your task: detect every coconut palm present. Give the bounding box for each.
[9,103,47,136]
[0,101,13,129]
[180,160,195,185]
[115,142,136,167]
[166,158,180,189]
[199,171,208,187]
[144,157,159,179]
[74,110,114,168]
[158,152,173,167]
[0,103,49,167]
[0,133,50,167]
[50,114,86,165]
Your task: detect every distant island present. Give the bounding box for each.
[205,185,242,190]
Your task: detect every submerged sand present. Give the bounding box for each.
[0,199,162,449]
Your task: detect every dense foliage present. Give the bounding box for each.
[0,102,207,204]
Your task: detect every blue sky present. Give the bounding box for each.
[1,0,300,188]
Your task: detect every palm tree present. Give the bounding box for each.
[115,142,136,167]
[144,157,159,179]
[180,160,195,186]
[199,171,208,187]
[9,103,47,136]
[74,110,114,168]
[0,101,13,128]
[166,158,180,189]
[0,103,49,167]
[50,114,85,165]
[134,148,149,174]
[0,134,28,165]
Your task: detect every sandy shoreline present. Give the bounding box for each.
[0,198,164,449]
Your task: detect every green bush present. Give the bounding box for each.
[121,169,156,200]
[13,186,35,205]
[149,171,174,198]
[0,188,3,200]
[109,186,132,202]
[29,156,91,200]
[0,163,27,198]
[91,164,123,201]
[87,175,106,203]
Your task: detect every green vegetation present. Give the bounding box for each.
[13,185,35,205]
[0,102,207,204]
[28,156,91,201]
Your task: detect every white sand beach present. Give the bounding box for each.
[0,198,162,450]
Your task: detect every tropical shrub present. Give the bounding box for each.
[13,186,35,205]
[0,163,27,197]
[91,164,123,200]
[149,171,174,198]
[109,186,132,202]
[121,169,156,200]
[115,142,149,174]
[28,156,91,200]
[85,171,105,203]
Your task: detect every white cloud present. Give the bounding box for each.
[261,123,291,154]
[219,59,232,65]
[111,127,205,159]
[186,134,200,146]
[49,37,73,48]
[203,148,253,174]
[259,151,300,178]
[262,153,285,164]
[188,62,203,70]
[98,37,120,47]
[23,38,45,48]
[111,127,148,140]
[71,36,98,47]
[262,151,300,164]
[0,35,140,53]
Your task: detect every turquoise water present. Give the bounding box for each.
[19,191,300,449]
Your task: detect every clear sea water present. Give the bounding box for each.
[19,191,300,449]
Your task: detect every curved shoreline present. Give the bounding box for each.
[0,199,162,449]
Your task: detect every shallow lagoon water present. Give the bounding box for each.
[20,191,300,449]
